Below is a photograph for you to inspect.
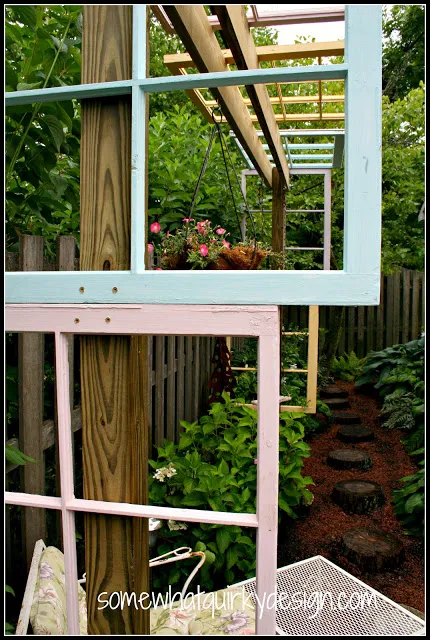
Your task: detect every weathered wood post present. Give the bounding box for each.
[18,235,46,569]
[271,166,285,255]
[80,6,150,634]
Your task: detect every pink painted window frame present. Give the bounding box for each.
[5,303,280,635]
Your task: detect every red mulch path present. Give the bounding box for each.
[277,380,424,612]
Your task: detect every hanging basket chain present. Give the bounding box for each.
[187,105,258,267]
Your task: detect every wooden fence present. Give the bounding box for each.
[282,269,425,358]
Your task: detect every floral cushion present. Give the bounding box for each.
[29,548,254,636]
[150,587,255,635]
[30,546,88,635]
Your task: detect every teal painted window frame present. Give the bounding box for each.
[5,5,382,306]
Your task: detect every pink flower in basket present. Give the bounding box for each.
[222,239,231,249]
[150,222,161,233]
[216,228,226,235]
[197,221,209,235]
[147,243,154,254]
[199,244,209,257]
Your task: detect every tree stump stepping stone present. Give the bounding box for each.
[319,385,349,399]
[341,527,404,572]
[330,412,361,425]
[324,397,350,410]
[327,449,372,470]
[337,424,374,443]
[332,480,384,514]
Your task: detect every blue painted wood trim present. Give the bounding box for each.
[290,154,333,161]
[6,65,348,106]
[288,144,335,150]
[5,81,134,105]
[5,272,380,306]
[290,163,333,169]
[344,5,382,290]
[131,5,148,274]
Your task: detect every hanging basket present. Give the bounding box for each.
[208,245,267,270]
[158,243,267,271]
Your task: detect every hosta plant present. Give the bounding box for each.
[392,449,424,537]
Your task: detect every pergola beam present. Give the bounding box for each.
[215,5,290,187]
[164,40,345,70]
[162,5,273,187]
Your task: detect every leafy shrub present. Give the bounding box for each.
[392,449,424,537]
[332,351,363,381]
[149,393,313,592]
[356,337,424,452]
[358,338,424,536]
[355,337,424,395]
[381,389,423,432]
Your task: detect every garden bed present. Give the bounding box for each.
[277,379,424,612]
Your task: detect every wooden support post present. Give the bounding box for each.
[80,6,149,634]
[18,235,46,568]
[306,306,319,413]
[271,167,285,253]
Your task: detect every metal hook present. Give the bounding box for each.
[211,104,223,124]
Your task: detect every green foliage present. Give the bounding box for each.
[5,444,37,466]
[332,351,363,382]
[6,5,82,255]
[148,15,189,117]
[5,585,16,635]
[381,86,425,272]
[149,393,312,591]
[356,337,424,396]
[356,337,424,451]
[392,452,424,537]
[382,5,425,102]
[358,338,424,536]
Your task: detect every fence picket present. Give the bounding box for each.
[154,336,165,447]
[376,274,384,351]
[402,268,411,344]
[176,336,185,438]
[392,271,401,345]
[411,272,421,340]
[166,337,176,441]
[18,235,46,567]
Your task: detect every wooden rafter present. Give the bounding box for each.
[205,95,344,107]
[164,40,345,127]
[215,5,289,186]
[164,40,345,71]
[162,5,274,187]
